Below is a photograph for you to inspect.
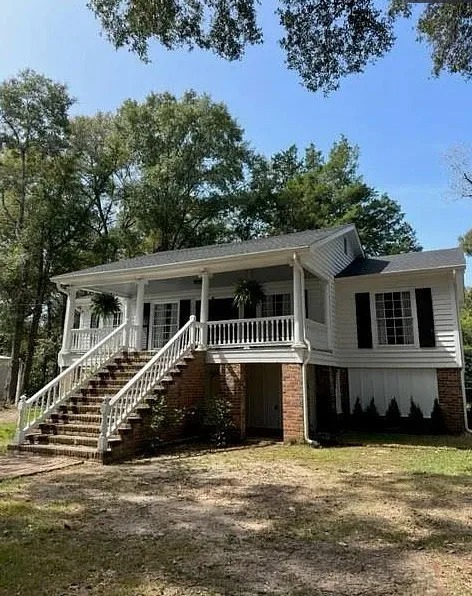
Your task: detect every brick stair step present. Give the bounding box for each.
[11,442,101,460]
[51,413,101,423]
[41,423,102,436]
[69,395,106,405]
[43,434,102,448]
[59,404,102,414]
[82,385,127,395]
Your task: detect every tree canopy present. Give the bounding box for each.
[88,1,472,93]
[233,138,421,255]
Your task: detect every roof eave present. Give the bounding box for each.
[335,263,466,282]
[52,245,313,287]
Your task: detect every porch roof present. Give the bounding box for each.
[52,225,352,285]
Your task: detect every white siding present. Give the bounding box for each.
[305,232,360,366]
[336,271,460,368]
[349,368,438,417]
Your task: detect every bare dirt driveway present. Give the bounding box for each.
[1,439,472,595]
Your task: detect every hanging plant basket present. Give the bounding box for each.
[233,279,265,309]
[90,293,121,319]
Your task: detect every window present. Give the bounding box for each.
[375,291,414,346]
[112,312,122,328]
[151,302,178,349]
[90,313,100,329]
[262,293,291,317]
[73,310,81,329]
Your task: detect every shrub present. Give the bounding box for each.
[430,398,447,434]
[364,398,381,430]
[408,399,424,434]
[201,394,235,447]
[148,394,187,449]
[385,397,402,429]
[351,397,364,430]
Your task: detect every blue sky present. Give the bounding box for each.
[1,1,471,279]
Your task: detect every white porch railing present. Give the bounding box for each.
[70,325,140,352]
[98,316,199,452]
[207,315,294,348]
[14,322,129,444]
[71,327,115,352]
[305,319,329,351]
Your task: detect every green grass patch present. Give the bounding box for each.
[0,421,15,453]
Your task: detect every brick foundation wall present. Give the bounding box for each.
[106,351,207,462]
[219,363,247,439]
[281,363,304,443]
[437,368,465,434]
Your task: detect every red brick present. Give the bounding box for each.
[437,368,465,434]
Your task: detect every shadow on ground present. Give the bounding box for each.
[1,444,472,595]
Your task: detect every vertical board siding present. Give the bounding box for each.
[335,272,460,368]
[349,368,439,417]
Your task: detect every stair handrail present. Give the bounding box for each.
[99,316,199,452]
[14,321,130,444]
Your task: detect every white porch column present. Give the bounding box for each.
[134,280,146,350]
[123,297,132,348]
[61,287,77,354]
[198,271,210,349]
[292,255,306,347]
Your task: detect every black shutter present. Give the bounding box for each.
[415,288,436,347]
[179,299,191,328]
[355,293,373,349]
[142,303,150,350]
[195,300,201,322]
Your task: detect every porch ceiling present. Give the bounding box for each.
[75,265,317,298]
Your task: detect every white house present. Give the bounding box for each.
[10,224,467,461]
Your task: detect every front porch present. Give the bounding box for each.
[59,261,332,367]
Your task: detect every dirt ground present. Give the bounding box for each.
[0,406,17,424]
[1,439,472,596]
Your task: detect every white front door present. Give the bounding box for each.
[149,302,179,350]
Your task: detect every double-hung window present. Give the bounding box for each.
[375,291,414,346]
[262,293,291,317]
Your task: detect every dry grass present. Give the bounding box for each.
[1,439,472,595]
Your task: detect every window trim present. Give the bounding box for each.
[370,288,419,349]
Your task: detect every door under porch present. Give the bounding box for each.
[246,364,283,438]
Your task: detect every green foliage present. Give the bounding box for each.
[88,1,472,93]
[408,399,425,435]
[351,397,364,431]
[385,397,402,429]
[430,399,447,435]
[233,279,265,309]
[90,293,121,319]
[201,394,235,447]
[461,288,472,347]
[117,91,249,251]
[233,138,420,256]
[364,398,381,431]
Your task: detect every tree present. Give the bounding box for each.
[0,70,75,401]
[117,90,249,251]
[70,113,133,263]
[461,287,472,348]
[232,137,421,255]
[87,1,472,93]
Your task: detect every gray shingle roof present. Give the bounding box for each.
[337,248,465,278]
[54,225,351,280]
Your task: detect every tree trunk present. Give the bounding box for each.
[23,251,48,393]
[7,306,25,403]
